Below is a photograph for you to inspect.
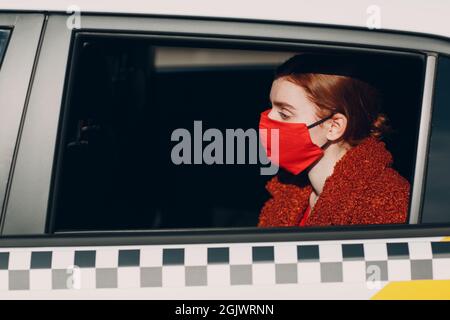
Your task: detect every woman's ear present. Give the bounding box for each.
[326,113,347,141]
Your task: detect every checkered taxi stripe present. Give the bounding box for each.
[0,240,449,291]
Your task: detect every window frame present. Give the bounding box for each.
[2,12,449,243]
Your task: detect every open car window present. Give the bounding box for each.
[48,33,426,232]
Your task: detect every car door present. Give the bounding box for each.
[0,12,449,299]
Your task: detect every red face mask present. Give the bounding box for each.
[259,109,333,175]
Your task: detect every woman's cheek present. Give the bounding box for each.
[268,109,279,121]
[308,127,325,146]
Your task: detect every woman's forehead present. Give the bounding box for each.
[270,79,309,105]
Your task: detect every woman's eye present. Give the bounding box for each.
[278,112,289,120]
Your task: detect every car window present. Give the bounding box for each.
[48,33,425,232]
[422,56,450,224]
[0,29,10,69]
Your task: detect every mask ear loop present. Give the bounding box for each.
[306,113,335,129]
[319,140,332,149]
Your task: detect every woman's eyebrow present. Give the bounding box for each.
[273,100,296,111]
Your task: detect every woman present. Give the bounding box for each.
[258,53,410,227]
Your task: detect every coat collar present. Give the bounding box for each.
[306,136,394,225]
[264,136,395,226]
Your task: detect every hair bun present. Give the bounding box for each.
[370,113,390,139]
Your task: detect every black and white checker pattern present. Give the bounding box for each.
[0,239,449,291]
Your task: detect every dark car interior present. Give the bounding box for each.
[49,34,425,232]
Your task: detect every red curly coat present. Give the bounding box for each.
[258,136,410,227]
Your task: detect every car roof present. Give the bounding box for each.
[1,0,450,40]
